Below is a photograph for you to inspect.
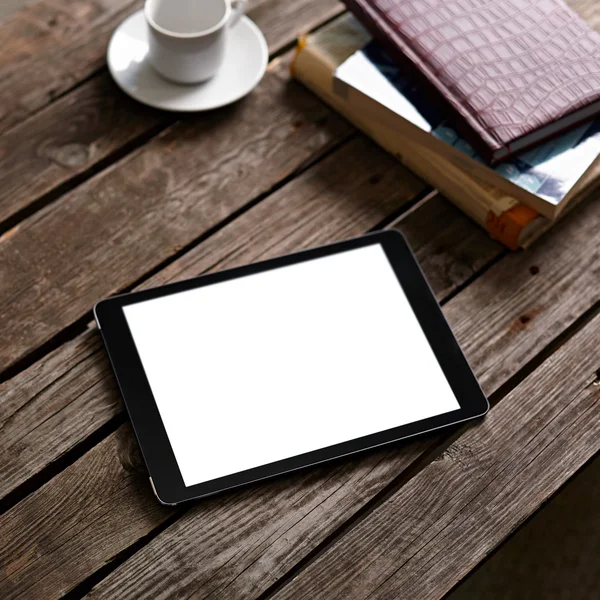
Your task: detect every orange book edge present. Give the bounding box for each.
[486,205,539,251]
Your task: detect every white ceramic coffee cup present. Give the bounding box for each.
[145,0,246,84]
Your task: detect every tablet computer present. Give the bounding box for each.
[95,231,488,505]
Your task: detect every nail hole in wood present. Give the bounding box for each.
[529,265,539,275]
[519,314,531,325]
[369,174,383,185]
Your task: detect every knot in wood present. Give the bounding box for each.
[437,443,474,466]
[43,142,90,169]
[116,424,146,474]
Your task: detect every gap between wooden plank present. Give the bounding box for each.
[0,91,173,235]
[0,136,431,512]
[439,446,600,600]
[0,131,358,387]
[255,299,600,600]
[0,142,496,599]
[0,0,343,134]
[2,193,597,599]
[487,296,600,407]
[0,51,358,375]
[78,194,599,600]
[0,0,141,133]
[0,0,345,234]
[267,307,600,600]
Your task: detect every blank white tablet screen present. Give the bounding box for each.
[123,244,460,487]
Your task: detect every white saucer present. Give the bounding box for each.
[107,10,268,111]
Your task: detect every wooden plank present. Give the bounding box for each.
[0,0,134,70]
[0,74,166,227]
[77,195,600,600]
[0,328,117,502]
[0,0,592,592]
[270,315,600,600]
[143,192,499,300]
[0,0,140,133]
[0,135,428,599]
[0,136,428,503]
[445,207,600,395]
[1,191,496,505]
[445,453,600,600]
[0,55,355,374]
[2,0,596,367]
[3,0,591,230]
[0,0,343,134]
[392,193,504,300]
[3,195,597,599]
[0,427,174,599]
[0,0,344,227]
[238,0,343,53]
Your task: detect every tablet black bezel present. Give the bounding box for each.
[95,230,488,505]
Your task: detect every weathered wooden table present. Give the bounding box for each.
[1,1,599,598]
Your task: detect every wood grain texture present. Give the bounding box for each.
[245,0,343,55]
[5,196,595,600]
[393,192,503,300]
[0,327,119,501]
[0,58,354,374]
[0,136,426,503]
[1,187,504,509]
[144,191,500,300]
[79,194,600,600]
[0,0,133,68]
[0,0,343,134]
[444,195,600,395]
[0,136,428,600]
[0,0,140,133]
[0,74,165,226]
[271,316,600,600]
[0,427,174,600]
[0,0,343,227]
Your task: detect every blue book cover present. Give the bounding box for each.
[335,42,600,207]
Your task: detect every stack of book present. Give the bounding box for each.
[292,13,600,249]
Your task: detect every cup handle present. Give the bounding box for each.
[229,0,246,27]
